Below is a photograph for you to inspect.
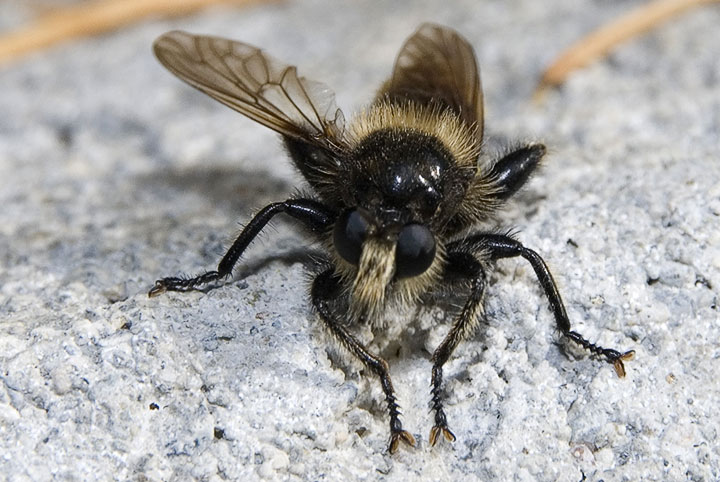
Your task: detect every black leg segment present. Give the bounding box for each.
[489,143,546,200]
[149,198,335,296]
[449,233,634,377]
[429,252,487,446]
[311,269,415,454]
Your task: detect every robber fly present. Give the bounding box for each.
[149,23,634,453]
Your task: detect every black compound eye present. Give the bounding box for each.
[395,224,436,279]
[333,208,372,265]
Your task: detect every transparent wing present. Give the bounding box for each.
[153,31,347,152]
[383,23,483,134]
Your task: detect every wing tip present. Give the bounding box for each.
[153,30,193,57]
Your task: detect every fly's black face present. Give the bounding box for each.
[332,207,437,280]
[332,129,453,279]
[151,23,634,455]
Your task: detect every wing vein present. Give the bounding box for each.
[153,30,347,153]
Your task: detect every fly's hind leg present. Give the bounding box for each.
[428,252,488,446]
[312,269,415,454]
[149,198,334,296]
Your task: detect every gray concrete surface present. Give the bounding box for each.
[1,0,718,480]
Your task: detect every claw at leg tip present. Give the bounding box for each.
[429,427,440,447]
[613,360,626,378]
[148,283,166,298]
[389,430,415,454]
[389,439,399,454]
[429,426,456,447]
[613,350,635,378]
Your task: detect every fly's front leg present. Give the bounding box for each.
[149,198,334,297]
[450,233,634,377]
[312,269,415,454]
[428,252,487,446]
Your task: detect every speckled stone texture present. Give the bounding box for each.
[1,0,718,480]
